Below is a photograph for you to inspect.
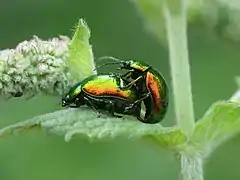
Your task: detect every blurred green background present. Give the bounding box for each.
[0,0,240,180]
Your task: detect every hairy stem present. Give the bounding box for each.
[163,1,201,179]
[163,0,195,135]
[180,153,204,180]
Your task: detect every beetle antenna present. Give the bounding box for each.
[94,56,123,70]
[94,62,120,71]
[97,56,122,62]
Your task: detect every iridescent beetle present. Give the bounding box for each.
[96,57,169,124]
[62,74,148,121]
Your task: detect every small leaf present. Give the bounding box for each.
[68,19,96,80]
[191,101,240,156]
[0,107,186,150]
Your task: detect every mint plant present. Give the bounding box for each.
[1,1,240,180]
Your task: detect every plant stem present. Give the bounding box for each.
[163,0,195,135]
[180,153,204,180]
[163,1,202,180]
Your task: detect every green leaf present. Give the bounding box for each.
[68,19,96,80]
[191,101,240,156]
[0,107,186,150]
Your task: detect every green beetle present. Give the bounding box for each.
[96,57,169,124]
[62,74,146,121]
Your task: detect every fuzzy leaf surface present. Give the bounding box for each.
[0,107,186,149]
[191,101,240,156]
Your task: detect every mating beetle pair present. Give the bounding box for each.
[62,73,143,121]
[62,57,169,124]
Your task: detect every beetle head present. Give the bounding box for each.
[61,94,72,107]
[62,84,83,107]
[118,60,133,70]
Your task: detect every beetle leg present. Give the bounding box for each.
[119,76,143,90]
[68,105,80,108]
[124,92,151,112]
[127,67,150,84]
[124,67,151,87]
[84,97,101,117]
[124,76,143,88]
[137,116,145,123]
[108,101,123,118]
[119,67,151,90]
[132,92,151,104]
[119,70,134,79]
[121,67,150,80]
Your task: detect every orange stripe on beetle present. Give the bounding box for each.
[146,72,162,112]
[84,85,131,98]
